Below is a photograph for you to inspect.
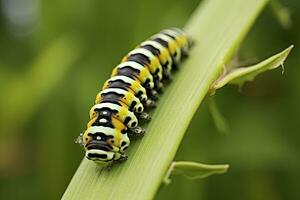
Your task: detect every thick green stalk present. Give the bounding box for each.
[62,0,268,199]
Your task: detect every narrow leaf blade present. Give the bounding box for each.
[164,161,229,185]
[208,98,230,134]
[211,45,293,93]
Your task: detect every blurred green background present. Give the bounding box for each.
[0,0,299,199]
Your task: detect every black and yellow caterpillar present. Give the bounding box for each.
[76,28,192,166]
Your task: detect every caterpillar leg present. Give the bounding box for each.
[128,126,145,139]
[107,154,128,168]
[181,47,190,58]
[162,67,173,81]
[164,73,173,81]
[74,133,84,146]
[114,154,128,162]
[154,80,165,93]
[136,112,152,121]
[145,99,157,108]
[149,89,159,100]
[157,84,165,93]
[172,58,180,70]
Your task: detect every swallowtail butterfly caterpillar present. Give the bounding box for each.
[76,28,192,166]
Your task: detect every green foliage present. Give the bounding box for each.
[62,0,268,199]
[1,0,299,200]
[211,45,293,94]
[163,161,229,185]
[208,98,230,134]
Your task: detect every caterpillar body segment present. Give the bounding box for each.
[90,103,138,128]
[121,48,164,92]
[122,48,163,81]
[103,75,148,103]
[96,88,144,113]
[111,61,158,99]
[83,126,130,150]
[78,28,192,166]
[139,40,173,79]
[170,27,194,48]
[87,108,127,131]
[160,28,190,57]
[150,33,181,68]
[111,61,155,90]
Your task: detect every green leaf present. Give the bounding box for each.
[208,98,230,134]
[211,45,293,94]
[163,161,229,185]
[62,0,268,199]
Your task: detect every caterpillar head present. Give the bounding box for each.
[82,126,130,165]
[85,140,118,166]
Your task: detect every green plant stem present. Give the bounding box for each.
[62,0,268,199]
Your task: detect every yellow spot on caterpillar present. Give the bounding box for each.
[121,55,128,62]
[168,40,178,54]
[111,68,118,76]
[131,81,140,92]
[111,117,127,130]
[95,93,102,104]
[119,107,128,120]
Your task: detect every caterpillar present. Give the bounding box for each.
[76,27,192,166]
